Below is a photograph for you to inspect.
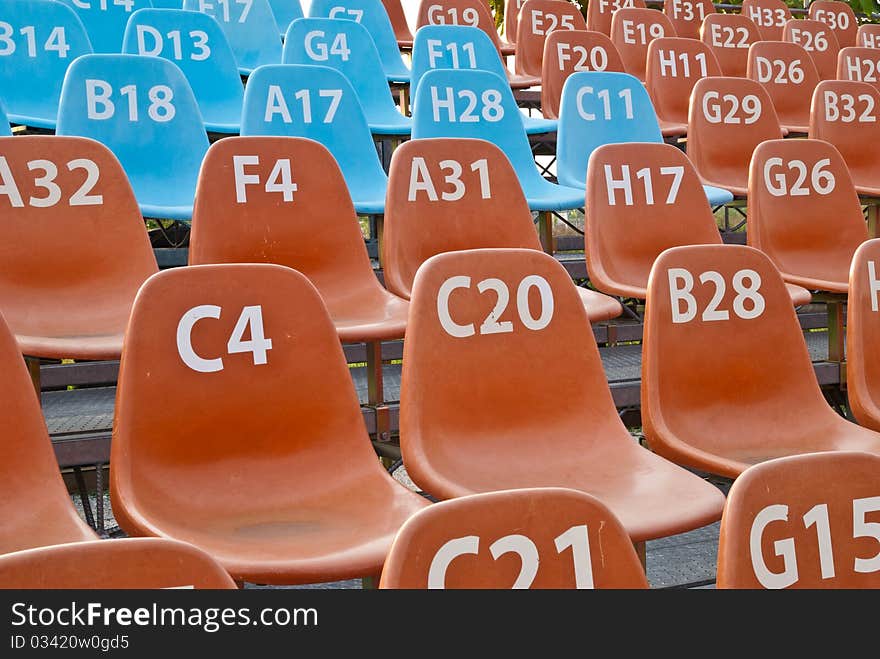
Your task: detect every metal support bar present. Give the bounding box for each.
[634,541,647,572]
[72,467,95,530]
[25,356,41,402]
[95,462,105,537]
[537,210,556,254]
[361,575,378,589]
[366,340,384,406]
[867,203,878,239]
[826,298,846,366]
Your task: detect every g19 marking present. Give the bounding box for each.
[668,268,765,323]
[701,91,762,124]
[438,275,554,337]
[426,5,480,26]
[0,157,102,208]
[177,305,272,373]
[408,158,490,202]
[762,158,835,196]
[429,525,595,589]
[232,156,298,203]
[750,496,880,588]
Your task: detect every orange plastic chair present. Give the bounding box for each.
[857,23,880,49]
[379,487,649,588]
[381,137,623,321]
[110,263,429,585]
[809,79,880,198]
[610,7,677,83]
[584,142,811,305]
[741,0,791,42]
[645,36,722,137]
[416,0,516,56]
[687,76,783,196]
[541,29,625,120]
[0,135,158,362]
[837,46,880,95]
[0,538,237,589]
[809,0,857,48]
[641,243,880,479]
[383,0,415,48]
[717,451,880,588]
[747,138,868,294]
[585,0,647,37]
[189,136,409,344]
[400,247,726,543]
[701,13,761,78]
[662,0,715,41]
[846,238,880,432]
[0,310,97,555]
[514,0,588,78]
[746,41,820,134]
[783,18,840,81]
[504,0,523,45]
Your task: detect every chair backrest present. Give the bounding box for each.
[740,0,791,42]
[808,79,880,179]
[416,0,507,55]
[122,8,244,132]
[837,46,880,95]
[783,18,840,81]
[410,67,545,192]
[110,263,385,542]
[410,24,515,104]
[189,135,388,307]
[716,451,880,589]
[556,70,662,189]
[746,40,820,131]
[504,0,524,44]
[584,141,722,299]
[646,37,722,127]
[514,0,587,77]
[379,487,649,588]
[701,13,761,78]
[585,0,646,36]
[857,23,880,49]
[0,309,97,554]
[809,0,857,48]
[641,244,837,474]
[662,0,715,40]
[240,63,388,212]
[686,75,783,192]
[383,0,414,45]
[58,0,151,53]
[182,0,281,74]
[382,137,540,299]
[308,0,410,81]
[269,0,303,36]
[282,16,402,126]
[609,7,676,83]
[541,29,625,120]
[0,135,158,353]
[56,53,209,217]
[847,238,880,432]
[0,538,238,588]
[0,0,92,129]
[747,138,867,291]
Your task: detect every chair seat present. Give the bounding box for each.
[523,177,585,211]
[779,274,849,295]
[703,184,734,206]
[785,283,813,306]
[330,292,410,342]
[369,113,413,136]
[576,288,624,322]
[659,119,687,138]
[205,120,242,134]
[508,72,540,89]
[18,334,124,361]
[353,197,387,215]
[385,69,411,83]
[701,177,747,198]
[129,474,428,584]
[523,114,558,134]
[7,111,56,130]
[500,42,516,56]
[781,123,809,134]
[408,429,726,542]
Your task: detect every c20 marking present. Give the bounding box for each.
[556,42,609,71]
[177,305,272,373]
[85,80,175,122]
[822,90,876,122]
[0,157,102,208]
[709,24,751,49]
[668,268,765,323]
[754,57,805,84]
[749,496,880,588]
[762,158,835,197]
[429,86,504,123]
[701,91,762,124]
[438,275,554,338]
[264,86,343,124]
[135,26,210,61]
[407,158,490,202]
[232,155,298,203]
[603,164,684,206]
[428,525,595,589]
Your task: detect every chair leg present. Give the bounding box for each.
[537,210,556,254]
[361,575,379,589]
[634,541,647,572]
[24,356,41,403]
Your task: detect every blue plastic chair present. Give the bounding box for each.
[56,53,209,220]
[412,68,584,212]
[241,63,388,214]
[123,8,243,133]
[183,0,281,75]
[0,0,92,129]
[150,0,182,7]
[0,98,12,136]
[411,25,556,136]
[308,0,409,82]
[270,0,303,36]
[556,71,734,207]
[283,17,410,135]
[58,0,153,54]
